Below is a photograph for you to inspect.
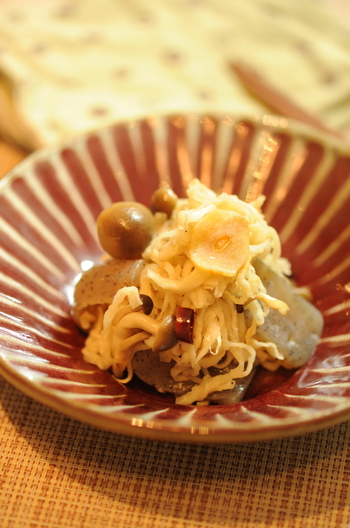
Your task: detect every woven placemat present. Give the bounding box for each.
[1,376,350,528]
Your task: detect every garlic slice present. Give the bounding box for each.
[189,209,250,277]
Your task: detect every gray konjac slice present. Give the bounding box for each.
[253,259,323,369]
[132,349,255,403]
[206,370,256,404]
[72,258,145,329]
[132,349,194,396]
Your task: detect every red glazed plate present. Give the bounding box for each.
[0,113,350,443]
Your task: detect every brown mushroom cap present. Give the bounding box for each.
[151,187,178,218]
[96,202,155,260]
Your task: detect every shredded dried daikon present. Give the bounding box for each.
[79,179,291,405]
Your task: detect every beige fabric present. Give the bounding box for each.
[0,0,349,145]
[1,376,350,528]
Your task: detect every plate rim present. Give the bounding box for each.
[1,111,350,443]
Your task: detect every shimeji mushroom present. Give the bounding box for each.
[151,186,178,217]
[96,201,155,260]
[116,312,178,353]
[111,309,179,378]
[111,302,197,378]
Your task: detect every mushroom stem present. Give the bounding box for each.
[115,312,160,340]
[112,312,178,377]
[110,294,154,330]
[110,305,136,329]
[112,330,150,379]
[119,331,151,357]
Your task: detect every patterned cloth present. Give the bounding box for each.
[0,0,349,144]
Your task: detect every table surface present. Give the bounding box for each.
[1,137,350,528]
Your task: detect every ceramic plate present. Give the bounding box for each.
[1,113,350,443]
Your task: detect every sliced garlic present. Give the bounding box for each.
[189,209,250,277]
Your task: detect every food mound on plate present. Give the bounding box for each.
[72,179,323,406]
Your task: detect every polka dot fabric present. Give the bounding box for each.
[0,0,349,144]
